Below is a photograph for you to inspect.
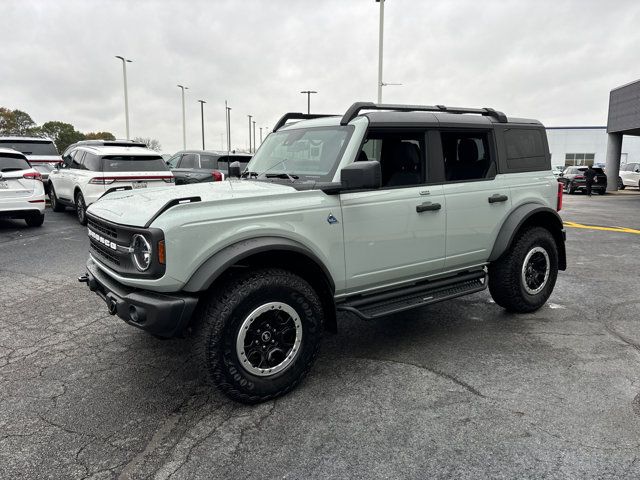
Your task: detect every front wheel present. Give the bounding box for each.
[488,226,559,313]
[75,191,87,225]
[618,177,625,190]
[195,268,324,404]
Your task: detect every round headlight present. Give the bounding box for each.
[131,234,152,271]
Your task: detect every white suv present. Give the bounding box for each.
[48,145,175,225]
[0,148,45,227]
[619,162,640,189]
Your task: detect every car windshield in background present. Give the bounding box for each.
[0,140,58,155]
[101,155,169,172]
[247,126,353,182]
[0,155,31,172]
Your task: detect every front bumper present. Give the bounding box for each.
[81,258,198,338]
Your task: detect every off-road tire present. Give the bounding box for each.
[75,191,87,226]
[597,188,606,195]
[49,186,65,212]
[488,226,558,313]
[195,268,324,404]
[25,212,44,227]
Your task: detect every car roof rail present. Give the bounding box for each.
[273,113,337,132]
[340,101,508,125]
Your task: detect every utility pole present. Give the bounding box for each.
[197,99,206,150]
[376,0,385,103]
[115,56,132,139]
[300,90,317,114]
[252,120,256,153]
[247,114,253,152]
[177,85,188,149]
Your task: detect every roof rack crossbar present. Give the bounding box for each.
[340,102,508,125]
[273,113,336,132]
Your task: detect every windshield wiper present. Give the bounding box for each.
[241,171,259,178]
[265,173,299,180]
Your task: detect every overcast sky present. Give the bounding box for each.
[3,0,640,154]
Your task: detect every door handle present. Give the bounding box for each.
[416,202,441,213]
[488,194,508,204]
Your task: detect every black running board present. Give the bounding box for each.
[337,270,487,320]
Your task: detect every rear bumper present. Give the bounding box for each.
[81,258,198,338]
[0,197,46,216]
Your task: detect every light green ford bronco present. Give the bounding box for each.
[80,102,566,403]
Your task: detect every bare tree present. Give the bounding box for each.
[133,136,162,151]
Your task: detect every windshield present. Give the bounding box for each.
[246,126,353,182]
[101,155,169,172]
[0,140,58,155]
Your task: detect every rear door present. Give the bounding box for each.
[0,154,35,201]
[439,129,512,269]
[171,153,200,184]
[341,128,446,292]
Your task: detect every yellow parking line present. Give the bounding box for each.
[564,221,640,235]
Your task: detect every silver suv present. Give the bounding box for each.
[80,102,566,403]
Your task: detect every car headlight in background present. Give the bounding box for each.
[131,234,152,271]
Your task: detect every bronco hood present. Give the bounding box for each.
[86,180,298,227]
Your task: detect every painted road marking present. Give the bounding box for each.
[564,221,640,235]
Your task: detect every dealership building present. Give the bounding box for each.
[546,126,640,168]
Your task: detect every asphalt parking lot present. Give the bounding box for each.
[1,192,640,479]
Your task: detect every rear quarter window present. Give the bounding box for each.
[503,128,548,172]
[101,156,169,172]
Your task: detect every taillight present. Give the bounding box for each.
[574,175,584,180]
[212,170,223,182]
[163,177,175,183]
[23,171,42,182]
[557,181,563,212]
[89,177,115,185]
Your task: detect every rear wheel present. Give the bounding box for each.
[49,186,65,212]
[567,182,576,194]
[75,191,87,225]
[489,226,559,313]
[25,212,44,227]
[195,268,324,404]
[598,188,606,195]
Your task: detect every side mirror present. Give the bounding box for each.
[340,160,381,190]
[228,161,242,178]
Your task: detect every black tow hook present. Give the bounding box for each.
[107,299,118,315]
[78,274,89,284]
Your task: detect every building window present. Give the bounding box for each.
[565,153,595,166]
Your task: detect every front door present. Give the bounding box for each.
[341,129,446,293]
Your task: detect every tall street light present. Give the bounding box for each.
[259,127,263,145]
[177,85,188,150]
[247,114,253,152]
[376,0,384,104]
[197,99,206,150]
[300,90,317,114]
[225,102,232,154]
[115,56,132,139]
[252,120,256,153]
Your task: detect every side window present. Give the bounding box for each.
[166,154,181,168]
[360,130,426,187]
[441,131,494,181]
[200,155,217,169]
[83,153,101,171]
[71,150,85,169]
[62,149,76,168]
[179,153,199,169]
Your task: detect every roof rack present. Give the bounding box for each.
[273,113,336,132]
[340,102,508,125]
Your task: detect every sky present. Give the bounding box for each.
[2,0,640,154]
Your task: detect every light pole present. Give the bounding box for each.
[225,103,232,154]
[376,0,384,103]
[252,120,256,153]
[300,90,317,114]
[197,99,206,150]
[259,127,263,144]
[115,56,132,139]
[177,85,188,150]
[247,114,253,152]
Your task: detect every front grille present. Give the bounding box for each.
[88,217,118,239]
[90,239,121,265]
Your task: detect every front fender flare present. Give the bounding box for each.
[182,236,335,293]
[488,203,566,270]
